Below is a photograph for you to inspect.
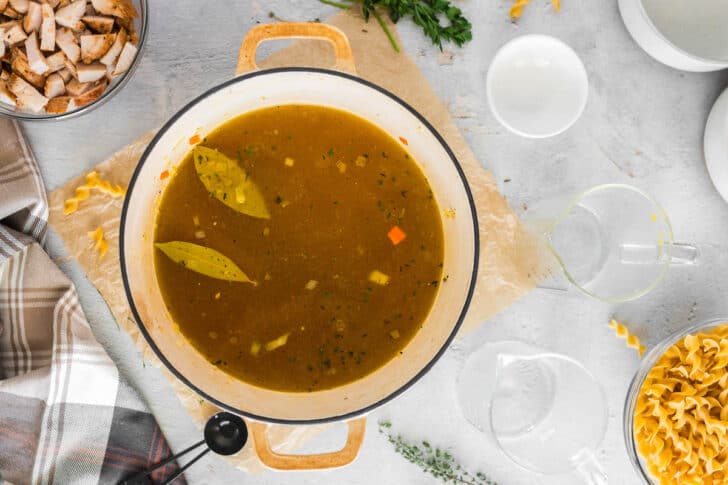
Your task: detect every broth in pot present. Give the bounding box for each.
[154,105,444,393]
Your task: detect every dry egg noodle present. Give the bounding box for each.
[154,105,445,393]
[634,323,728,484]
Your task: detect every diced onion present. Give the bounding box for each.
[369,270,390,285]
[265,333,290,352]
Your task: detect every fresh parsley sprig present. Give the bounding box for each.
[378,421,497,485]
[319,0,473,52]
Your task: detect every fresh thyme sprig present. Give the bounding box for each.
[378,421,497,485]
[318,0,473,52]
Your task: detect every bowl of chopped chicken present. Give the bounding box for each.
[0,0,146,119]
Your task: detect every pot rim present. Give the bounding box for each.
[119,67,481,425]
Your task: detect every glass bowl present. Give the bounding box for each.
[623,317,728,483]
[0,0,148,121]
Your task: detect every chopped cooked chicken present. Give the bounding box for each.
[43,72,64,97]
[76,61,104,82]
[46,95,74,113]
[115,16,133,36]
[22,1,41,33]
[62,55,77,77]
[39,3,55,50]
[7,73,48,111]
[0,79,16,106]
[24,32,48,74]
[73,79,105,106]
[99,26,123,65]
[81,15,113,34]
[111,40,135,76]
[45,51,65,71]
[8,0,28,14]
[3,22,28,46]
[55,27,79,63]
[54,0,85,29]
[90,0,137,20]
[10,47,44,87]
[57,67,71,82]
[79,33,113,63]
[0,0,139,113]
[3,7,22,19]
[65,77,89,95]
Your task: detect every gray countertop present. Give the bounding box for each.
[22,0,728,484]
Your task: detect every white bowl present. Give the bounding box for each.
[705,88,728,202]
[618,0,728,72]
[486,35,588,139]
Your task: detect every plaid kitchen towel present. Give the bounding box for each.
[0,119,186,485]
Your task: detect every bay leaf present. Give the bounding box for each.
[193,146,271,219]
[155,241,256,284]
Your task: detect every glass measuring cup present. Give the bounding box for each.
[457,341,608,484]
[525,184,697,302]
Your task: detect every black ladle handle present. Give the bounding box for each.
[119,439,207,485]
[160,447,211,485]
[119,412,248,485]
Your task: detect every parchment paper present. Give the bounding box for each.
[48,9,541,473]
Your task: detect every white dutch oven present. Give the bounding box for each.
[618,0,728,72]
[120,23,479,470]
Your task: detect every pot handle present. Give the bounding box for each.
[250,417,367,470]
[236,22,357,75]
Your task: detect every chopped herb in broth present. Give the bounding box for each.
[154,104,444,393]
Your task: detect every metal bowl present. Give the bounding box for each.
[0,0,148,121]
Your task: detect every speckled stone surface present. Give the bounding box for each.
[21,1,728,483]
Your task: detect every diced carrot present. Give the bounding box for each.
[160,170,169,180]
[388,225,407,245]
[399,136,408,146]
[189,134,201,145]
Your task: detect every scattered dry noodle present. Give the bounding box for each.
[510,0,560,18]
[609,319,646,357]
[87,227,107,258]
[64,171,126,215]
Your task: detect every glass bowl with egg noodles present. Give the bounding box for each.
[624,317,728,483]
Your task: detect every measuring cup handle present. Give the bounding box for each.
[667,242,699,265]
[619,242,699,266]
[573,448,608,485]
